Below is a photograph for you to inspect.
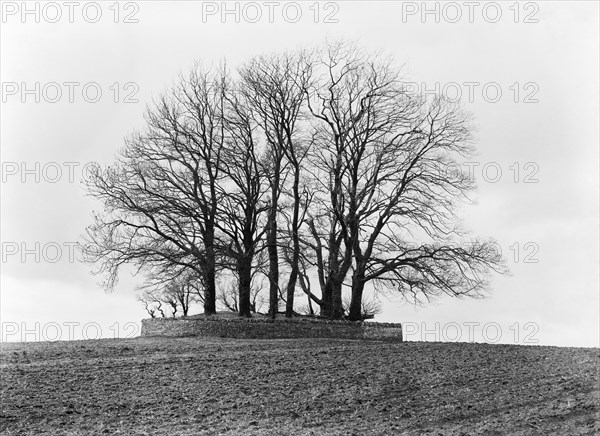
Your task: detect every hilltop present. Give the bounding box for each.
[1,337,598,435]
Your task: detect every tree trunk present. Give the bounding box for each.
[331,279,344,319]
[348,269,366,321]
[237,259,252,318]
[285,169,301,317]
[267,146,282,319]
[319,279,333,318]
[307,293,314,315]
[203,264,217,315]
[285,267,298,317]
[203,233,217,315]
[267,205,279,318]
[319,278,344,319]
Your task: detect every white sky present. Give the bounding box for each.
[1,1,598,346]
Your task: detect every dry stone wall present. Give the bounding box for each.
[141,316,403,341]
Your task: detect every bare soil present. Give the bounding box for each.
[0,337,598,435]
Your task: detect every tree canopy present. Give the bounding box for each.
[82,41,506,321]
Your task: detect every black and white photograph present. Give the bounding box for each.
[1,1,598,434]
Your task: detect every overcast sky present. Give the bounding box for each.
[1,1,598,347]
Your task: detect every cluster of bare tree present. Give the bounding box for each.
[137,270,200,318]
[137,267,266,318]
[83,41,505,321]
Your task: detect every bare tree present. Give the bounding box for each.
[239,51,314,318]
[301,43,362,319]
[137,269,200,318]
[138,292,158,318]
[164,271,200,317]
[304,41,506,320]
[216,87,269,317]
[138,289,167,318]
[82,65,229,315]
[84,42,505,323]
[342,295,381,320]
[218,266,267,315]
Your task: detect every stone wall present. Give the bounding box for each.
[141,316,403,341]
